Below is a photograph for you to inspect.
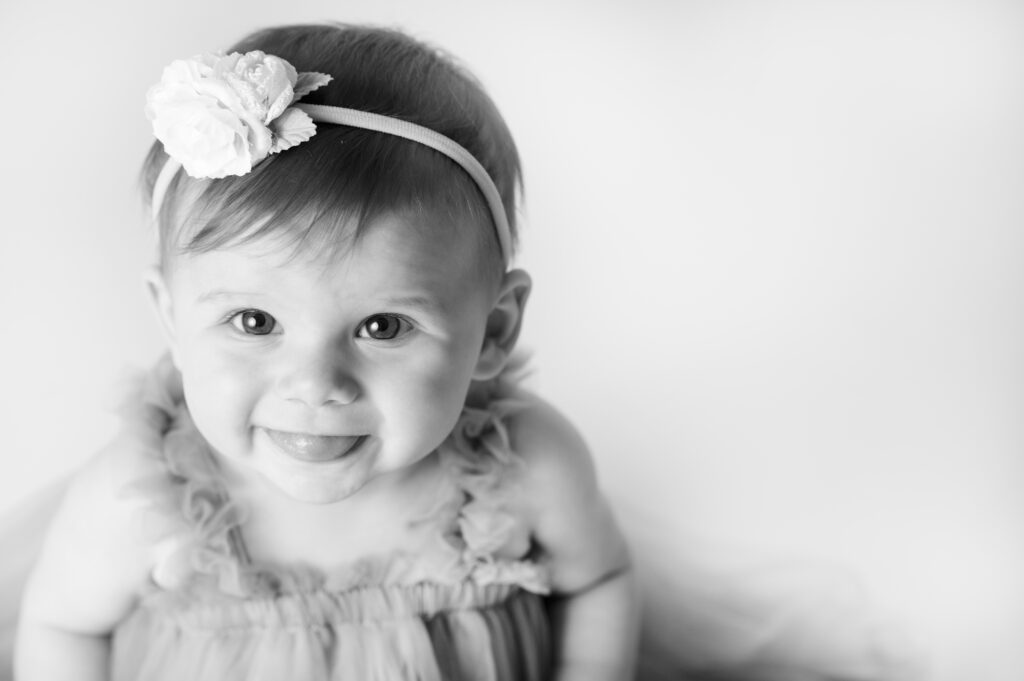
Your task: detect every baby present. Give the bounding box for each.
[15,22,636,681]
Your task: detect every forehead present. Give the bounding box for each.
[168,212,487,304]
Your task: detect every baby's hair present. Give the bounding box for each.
[141,24,522,283]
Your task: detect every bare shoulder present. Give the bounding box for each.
[21,423,172,634]
[506,393,631,594]
[507,394,594,487]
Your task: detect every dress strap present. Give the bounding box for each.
[156,401,265,593]
[218,492,253,567]
[190,435,262,575]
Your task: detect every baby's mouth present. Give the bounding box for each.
[264,429,365,463]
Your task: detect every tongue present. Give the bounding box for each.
[266,430,360,462]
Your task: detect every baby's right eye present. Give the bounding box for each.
[229,309,278,335]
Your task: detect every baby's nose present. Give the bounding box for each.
[276,352,360,407]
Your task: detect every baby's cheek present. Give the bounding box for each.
[181,358,262,453]
[421,350,475,404]
[388,363,469,447]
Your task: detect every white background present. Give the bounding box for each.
[1,1,1022,679]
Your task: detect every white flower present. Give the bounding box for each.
[146,51,331,179]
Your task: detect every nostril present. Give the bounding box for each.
[323,378,360,406]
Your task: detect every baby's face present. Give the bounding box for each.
[153,214,496,504]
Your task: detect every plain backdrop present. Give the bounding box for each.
[1,1,1022,679]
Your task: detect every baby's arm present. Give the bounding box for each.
[16,435,164,680]
[512,398,639,681]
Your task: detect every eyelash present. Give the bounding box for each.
[225,309,413,342]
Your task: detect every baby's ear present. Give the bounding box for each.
[474,269,532,381]
[143,265,181,367]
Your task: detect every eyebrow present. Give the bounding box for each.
[194,290,447,315]
[195,290,262,304]
[382,294,447,315]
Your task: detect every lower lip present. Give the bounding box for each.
[262,429,366,463]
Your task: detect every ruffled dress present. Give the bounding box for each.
[109,363,552,681]
[0,358,922,681]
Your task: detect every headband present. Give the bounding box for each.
[147,50,512,266]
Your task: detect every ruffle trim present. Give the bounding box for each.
[113,581,551,681]
[144,581,532,629]
[122,355,549,599]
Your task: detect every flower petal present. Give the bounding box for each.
[268,107,317,154]
[293,72,332,98]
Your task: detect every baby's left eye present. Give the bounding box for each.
[357,314,410,341]
[229,309,278,336]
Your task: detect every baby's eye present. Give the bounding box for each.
[230,309,278,336]
[357,314,409,341]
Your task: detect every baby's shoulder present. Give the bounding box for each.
[81,410,173,495]
[504,394,601,524]
[506,393,594,485]
[504,393,630,593]
[21,410,177,633]
[71,403,181,537]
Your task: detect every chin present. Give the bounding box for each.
[275,476,368,505]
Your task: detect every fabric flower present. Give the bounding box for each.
[146,51,331,179]
[458,498,516,557]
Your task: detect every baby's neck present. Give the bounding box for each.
[218,451,449,571]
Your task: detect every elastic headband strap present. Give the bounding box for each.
[151,103,513,266]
